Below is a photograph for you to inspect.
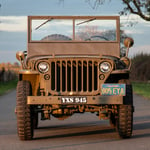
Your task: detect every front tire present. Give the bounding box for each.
[117,105,133,138]
[117,83,133,138]
[16,80,33,140]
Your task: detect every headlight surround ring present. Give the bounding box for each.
[38,61,49,73]
[99,61,111,73]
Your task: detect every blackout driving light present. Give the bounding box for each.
[38,62,49,73]
[99,62,111,73]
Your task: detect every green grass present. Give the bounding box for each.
[132,82,150,99]
[0,79,18,95]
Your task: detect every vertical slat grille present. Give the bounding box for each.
[51,59,98,94]
[62,61,66,91]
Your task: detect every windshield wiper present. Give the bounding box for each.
[76,18,96,26]
[35,18,53,30]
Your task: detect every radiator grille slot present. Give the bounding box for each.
[50,60,98,94]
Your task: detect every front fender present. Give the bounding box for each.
[18,70,40,96]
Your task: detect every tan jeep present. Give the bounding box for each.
[16,16,134,140]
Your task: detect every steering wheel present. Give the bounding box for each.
[85,35,109,41]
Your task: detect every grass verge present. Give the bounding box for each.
[0,79,18,95]
[132,82,150,99]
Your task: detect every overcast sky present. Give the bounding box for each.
[0,0,150,63]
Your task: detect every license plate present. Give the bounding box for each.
[101,84,126,96]
[61,97,87,104]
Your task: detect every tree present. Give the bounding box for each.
[131,54,150,81]
[86,0,150,21]
[121,0,150,21]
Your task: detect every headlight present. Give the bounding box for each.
[38,62,49,73]
[100,62,111,73]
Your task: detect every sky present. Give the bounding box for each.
[0,0,150,63]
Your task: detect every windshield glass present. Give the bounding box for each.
[75,19,116,41]
[32,19,73,41]
[31,18,117,42]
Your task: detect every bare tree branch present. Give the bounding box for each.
[122,0,150,21]
[86,0,150,21]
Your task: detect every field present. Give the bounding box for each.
[0,79,17,95]
[132,82,150,99]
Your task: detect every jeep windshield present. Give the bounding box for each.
[30,16,118,42]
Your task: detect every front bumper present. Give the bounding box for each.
[27,95,123,105]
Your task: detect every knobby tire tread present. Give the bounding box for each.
[16,80,33,140]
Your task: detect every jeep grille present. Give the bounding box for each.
[49,59,99,95]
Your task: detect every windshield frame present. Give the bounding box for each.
[28,16,120,43]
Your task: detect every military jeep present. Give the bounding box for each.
[16,16,134,140]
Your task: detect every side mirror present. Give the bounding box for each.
[124,37,134,48]
[16,51,26,69]
[124,37,134,57]
[16,51,25,61]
